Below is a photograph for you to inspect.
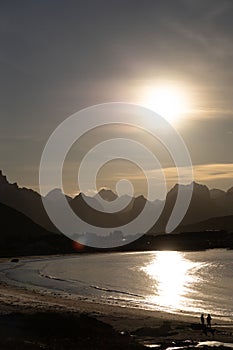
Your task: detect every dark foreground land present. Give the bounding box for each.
[1,201,233,258]
[0,282,232,350]
[0,312,144,350]
[1,311,232,350]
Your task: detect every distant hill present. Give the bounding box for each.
[0,202,73,257]
[176,215,233,233]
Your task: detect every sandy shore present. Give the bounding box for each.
[0,276,232,349]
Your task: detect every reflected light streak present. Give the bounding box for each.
[142,251,199,310]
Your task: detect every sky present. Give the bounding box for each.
[1,0,233,198]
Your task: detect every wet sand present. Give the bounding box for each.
[0,277,232,349]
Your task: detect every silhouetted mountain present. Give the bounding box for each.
[210,188,226,199]
[176,215,233,233]
[150,182,222,232]
[179,182,222,224]
[1,193,233,256]
[0,170,233,235]
[166,182,231,232]
[210,185,233,217]
[0,171,58,232]
[226,186,233,202]
[0,202,73,257]
[70,192,136,228]
[45,189,72,202]
[0,202,49,239]
[97,188,117,201]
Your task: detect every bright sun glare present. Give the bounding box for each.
[141,85,188,124]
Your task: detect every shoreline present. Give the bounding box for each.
[0,278,233,349]
[1,251,232,324]
[0,253,233,327]
[0,254,232,349]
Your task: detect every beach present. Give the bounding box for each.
[0,255,232,349]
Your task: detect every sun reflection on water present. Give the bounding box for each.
[142,251,200,310]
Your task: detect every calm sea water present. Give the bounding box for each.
[1,249,232,322]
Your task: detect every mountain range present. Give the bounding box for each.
[0,170,233,235]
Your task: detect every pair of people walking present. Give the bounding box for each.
[201,313,212,328]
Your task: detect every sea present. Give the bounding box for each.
[0,249,232,322]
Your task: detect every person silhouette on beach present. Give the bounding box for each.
[201,314,205,326]
[207,314,212,328]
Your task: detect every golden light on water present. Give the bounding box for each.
[142,251,198,310]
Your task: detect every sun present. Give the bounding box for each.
[141,84,188,124]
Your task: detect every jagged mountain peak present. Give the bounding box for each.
[45,188,72,202]
[97,188,118,201]
[0,170,10,185]
[168,181,210,197]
